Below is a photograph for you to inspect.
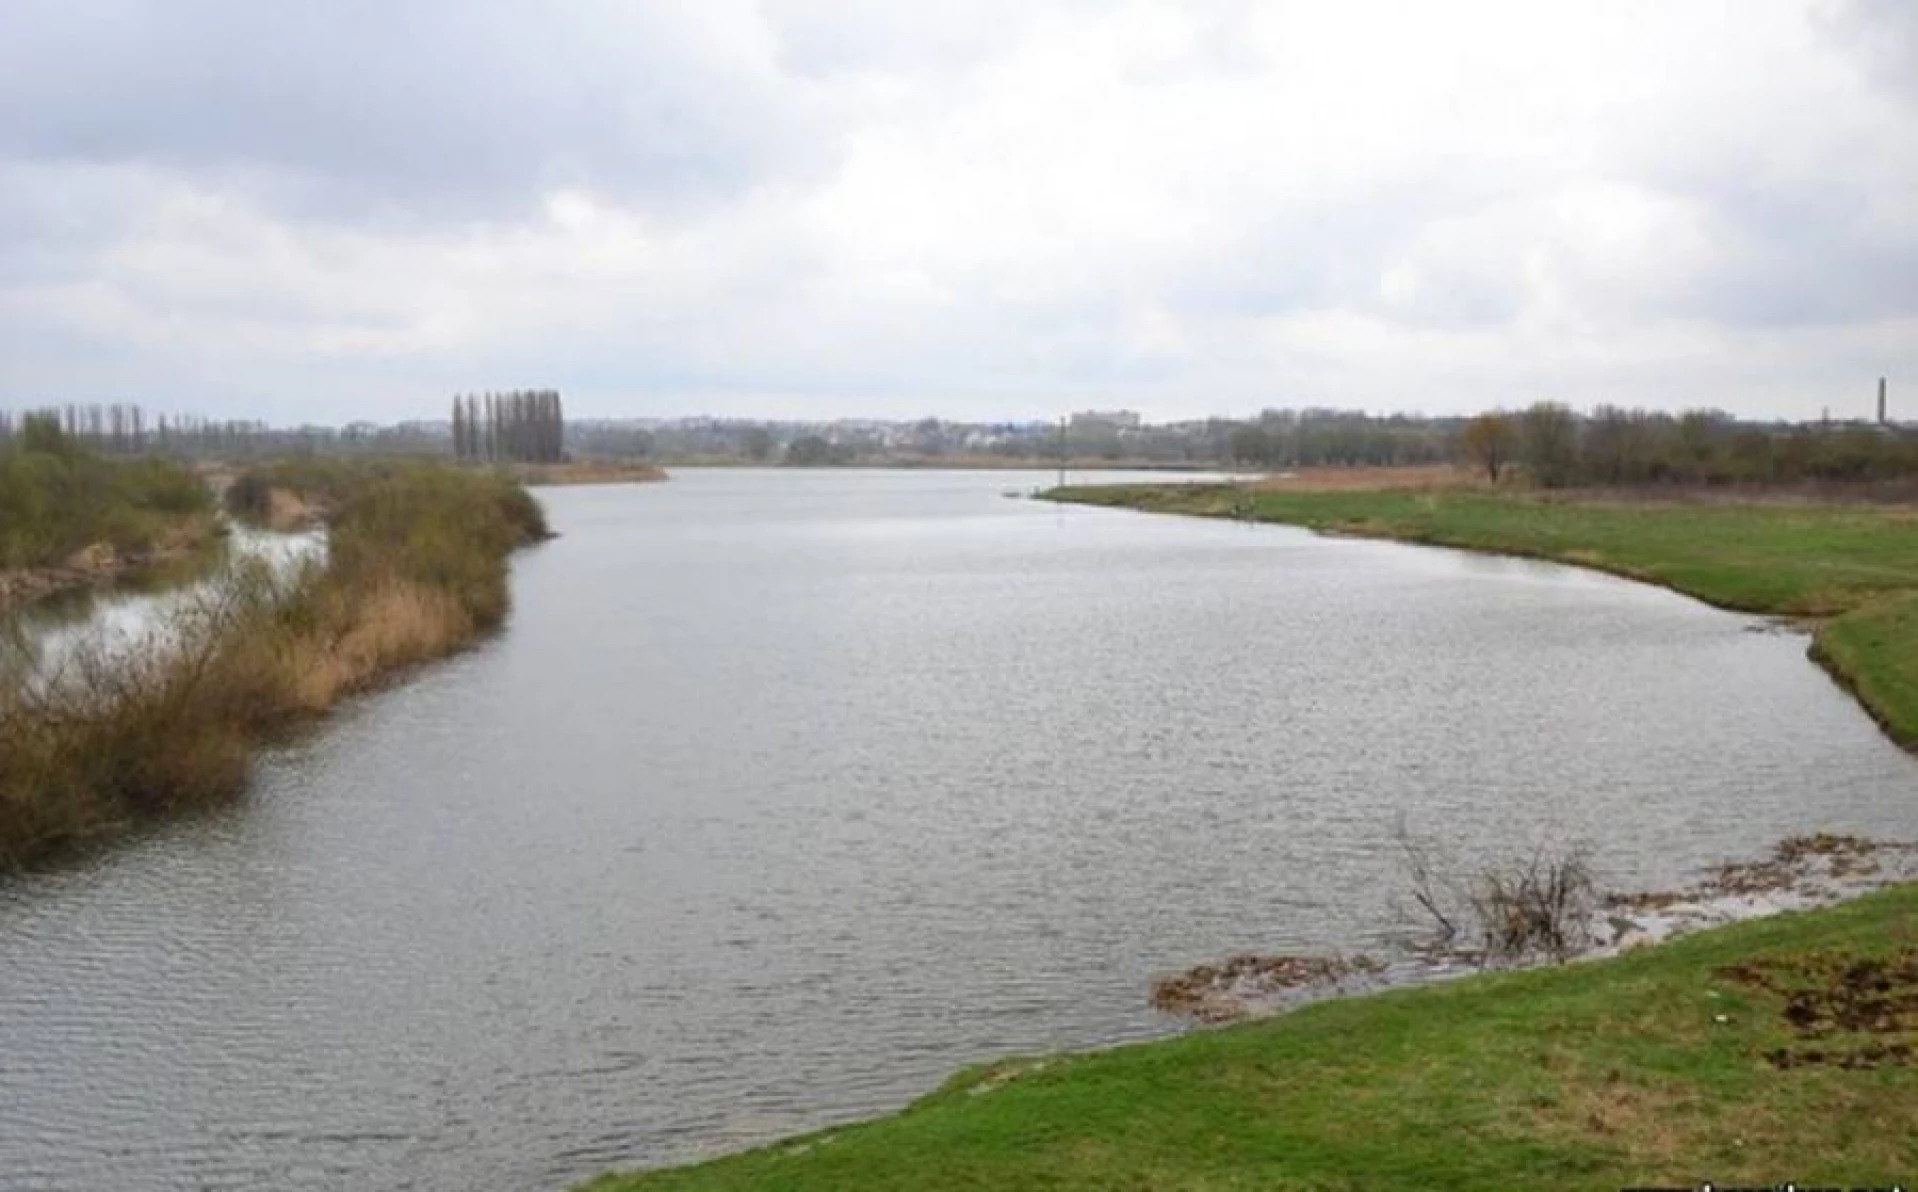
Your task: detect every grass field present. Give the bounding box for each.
[1050,484,1918,747]
[591,885,1918,1191]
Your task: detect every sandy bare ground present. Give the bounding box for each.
[1246,465,1481,491]
[514,460,669,486]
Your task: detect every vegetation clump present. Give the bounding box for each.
[0,459,547,870]
[1398,831,1602,965]
[0,414,215,584]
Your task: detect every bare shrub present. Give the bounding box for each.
[1467,845,1599,962]
[1395,819,1600,965]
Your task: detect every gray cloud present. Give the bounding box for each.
[1831,0,1918,104]
[0,0,827,220]
[1678,181,1918,328]
[0,0,1914,422]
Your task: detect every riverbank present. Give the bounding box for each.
[1,424,221,613]
[0,520,222,611]
[1047,482,1918,747]
[585,478,1918,1190]
[0,460,548,871]
[653,455,1233,471]
[589,882,1918,1191]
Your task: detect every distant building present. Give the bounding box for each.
[1070,409,1142,432]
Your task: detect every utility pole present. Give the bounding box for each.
[1057,415,1068,489]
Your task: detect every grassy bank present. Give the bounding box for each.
[0,459,547,870]
[1050,484,1918,746]
[592,885,1918,1191]
[0,418,218,606]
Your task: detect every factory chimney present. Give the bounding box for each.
[1880,377,1888,426]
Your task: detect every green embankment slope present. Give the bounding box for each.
[590,483,1918,1190]
[1052,485,1918,748]
[593,886,1918,1191]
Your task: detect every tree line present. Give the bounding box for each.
[0,405,452,459]
[5,393,1909,485]
[1222,409,1459,468]
[0,405,272,457]
[1458,402,1917,488]
[451,391,565,464]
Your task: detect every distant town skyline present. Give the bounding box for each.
[2,1,1913,425]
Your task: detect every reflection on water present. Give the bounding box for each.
[4,527,323,680]
[1,470,1913,1192]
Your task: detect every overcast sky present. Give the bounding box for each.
[2,0,1913,424]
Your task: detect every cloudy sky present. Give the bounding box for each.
[2,0,1914,424]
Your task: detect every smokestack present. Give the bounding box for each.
[1880,377,1888,426]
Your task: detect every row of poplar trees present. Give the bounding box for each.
[452,390,565,464]
[0,404,277,457]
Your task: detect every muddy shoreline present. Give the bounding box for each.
[1153,834,1918,1025]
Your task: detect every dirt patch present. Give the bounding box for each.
[1527,1069,1706,1167]
[1717,948,1918,1070]
[1707,833,1885,897]
[514,460,668,487]
[963,1058,1052,1097]
[1248,465,1474,492]
[1604,835,1902,917]
[1151,953,1385,1023]
[260,486,328,531]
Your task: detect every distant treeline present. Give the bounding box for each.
[451,390,565,464]
[581,404,1915,484]
[1219,411,1459,468]
[5,394,1911,485]
[1454,403,1917,488]
[0,404,447,459]
[0,395,568,464]
[568,410,1459,467]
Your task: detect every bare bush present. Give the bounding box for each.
[1467,845,1599,961]
[1395,819,1600,965]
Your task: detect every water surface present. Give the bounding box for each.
[5,526,322,680]
[2,469,1913,1191]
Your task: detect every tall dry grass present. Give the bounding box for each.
[0,461,547,870]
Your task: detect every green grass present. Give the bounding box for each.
[1050,485,1918,746]
[591,886,1918,1191]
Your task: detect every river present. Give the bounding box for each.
[2,468,1914,1191]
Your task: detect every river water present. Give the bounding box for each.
[3,469,1914,1191]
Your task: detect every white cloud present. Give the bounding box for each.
[0,0,1912,422]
